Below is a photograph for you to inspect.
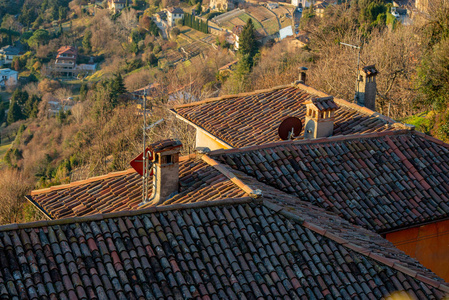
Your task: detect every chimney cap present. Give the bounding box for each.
[299,66,308,71]
[304,96,339,111]
[361,65,379,76]
[149,139,182,154]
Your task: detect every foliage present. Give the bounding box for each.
[82,30,93,53]
[416,2,449,111]
[7,100,24,125]
[181,13,208,33]
[140,16,160,36]
[27,29,50,49]
[238,18,258,67]
[206,11,222,20]
[0,169,33,225]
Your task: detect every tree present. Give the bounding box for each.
[0,169,33,225]
[238,18,258,66]
[83,30,93,53]
[416,0,449,111]
[7,100,24,124]
[24,95,41,118]
[27,29,50,49]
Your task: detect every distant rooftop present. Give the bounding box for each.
[172,83,404,148]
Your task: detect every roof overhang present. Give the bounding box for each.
[169,109,234,149]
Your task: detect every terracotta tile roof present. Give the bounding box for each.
[172,83,404,148]
[211,130,449,233]
[28,157,247,219]
[1,197,448,299]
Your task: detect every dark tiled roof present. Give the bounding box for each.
[167,7,184,14]
[28,157,247,219]
[172,84,402,148]
[1,198,448,299]
[211,130,449,232]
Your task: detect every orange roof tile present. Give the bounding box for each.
[28,157,247,219]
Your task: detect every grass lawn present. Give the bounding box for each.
[401,111,434,134]
[238,14,262,29]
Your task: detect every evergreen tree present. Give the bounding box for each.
[238,19,258,66]
[24,95,40,118]
[7,101,24,124]
[110,73,127,106]
[11,89,29,108]
[83,31,92,53]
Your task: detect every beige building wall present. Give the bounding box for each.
[196,129,232,151]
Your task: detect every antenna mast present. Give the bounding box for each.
[142,88,148,203]
[339,42,361,105]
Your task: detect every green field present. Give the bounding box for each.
[238,14,262,29]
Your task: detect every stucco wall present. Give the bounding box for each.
[386,219,449,282]
[196,129,232,151]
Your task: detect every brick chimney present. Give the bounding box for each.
[303,97,339,139]
[148,139,182,205]
[356,65,378,111]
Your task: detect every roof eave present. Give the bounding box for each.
[169,109,234,149]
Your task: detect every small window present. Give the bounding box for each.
[166,155,172,164]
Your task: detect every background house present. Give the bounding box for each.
[0,44,24,65]
[0,68,18,88]
[108,0,126,13]
[166,7,184,27]
[54,46,77,77]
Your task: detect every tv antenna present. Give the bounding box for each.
[340,42,361,105]
[141,88,150,202]
[278,117,303,140]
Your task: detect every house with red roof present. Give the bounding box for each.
[54,46,78,77]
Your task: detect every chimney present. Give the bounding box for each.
[356,65,378,111]
[148,139,182,205]
[299,66,308,84]
[303,96,339,139]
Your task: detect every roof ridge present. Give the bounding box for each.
[31,153,198,196]
[172,84,295,109]
[413,130,449,150]
[333,98,398,124]
[30,168,137,195]
[0,197,258,231]
[207,130,413,156]
[201,155,262,197]
[262,200,449,292]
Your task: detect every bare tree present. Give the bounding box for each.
[0,169,33,225]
